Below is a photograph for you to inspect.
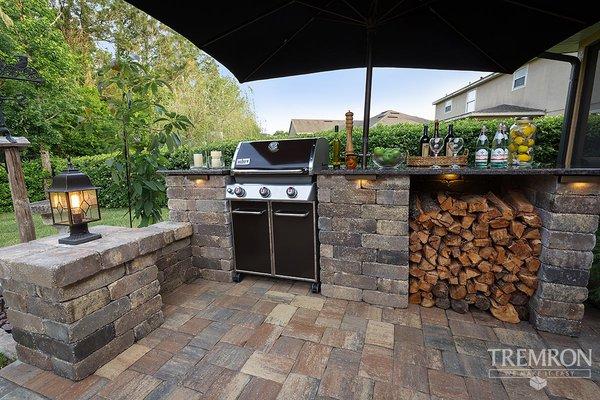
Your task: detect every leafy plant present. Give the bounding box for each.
[99,58,192,227]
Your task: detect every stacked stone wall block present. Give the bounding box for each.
[520,176,600,336]
[317,176,409,308]
[0,223,192,380]
[165,174,234,282]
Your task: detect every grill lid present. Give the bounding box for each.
[232,138,328,174]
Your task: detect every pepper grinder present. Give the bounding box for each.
[345,110,358,169]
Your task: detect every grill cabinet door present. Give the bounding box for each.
[231,201,271,274]
[271,202,316,281]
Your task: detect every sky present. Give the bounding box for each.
[219,65,488,133]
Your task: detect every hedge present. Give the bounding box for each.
[0,114,586,212]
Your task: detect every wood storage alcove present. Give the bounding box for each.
[408,176,542,324]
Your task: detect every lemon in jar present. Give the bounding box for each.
[518,154,531,162]
[508,143,516,153]
[521,125,535,137]
[514,136,525,145]
[527,138,535,146]
[517,145,529,154]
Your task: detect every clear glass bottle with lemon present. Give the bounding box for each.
[508,117,536,168]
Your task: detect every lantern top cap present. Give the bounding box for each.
[47,164,99,193]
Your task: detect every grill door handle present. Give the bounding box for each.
[273,211,309,218]
[232,209,266,215]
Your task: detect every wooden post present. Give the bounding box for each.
[1,136,35,242]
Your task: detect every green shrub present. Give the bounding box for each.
[0,114,577,213]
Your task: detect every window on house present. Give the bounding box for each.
[513,66,528,90]
[572,40,600,167]
[444,100,452,113]
[465,90,476,113]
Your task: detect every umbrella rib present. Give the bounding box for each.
[378,0,408,22]
[377,0,439,26]
[340,0,366,20]
[199,1,296,48]
[428,6,507,72]
[296,1,365,25]
[242,3,334,82]
[501,0,586,25]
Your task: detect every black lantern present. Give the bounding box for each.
[47,163,102,245]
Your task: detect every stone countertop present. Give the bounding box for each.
[159,168,231,176]
[319,167,600,176]
[159,167,600,177]
[0,222,192,289]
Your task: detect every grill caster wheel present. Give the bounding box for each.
[311,282,321,294]
[233,273,243,283]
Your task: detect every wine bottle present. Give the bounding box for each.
[475,126,489,169]
[332,125,342,168]
[443,123,455,157]
[420,124,430,156]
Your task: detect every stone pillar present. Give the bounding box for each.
[523,176,600,336]
[0,222,192,380]
[165,173,235,282]
[317,175,410,308]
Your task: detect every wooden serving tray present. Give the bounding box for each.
[407,150,469,167]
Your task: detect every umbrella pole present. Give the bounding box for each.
[361,30,373,169]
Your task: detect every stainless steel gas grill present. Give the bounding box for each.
[226,138,329,292]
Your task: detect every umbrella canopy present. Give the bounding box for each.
[126,0,599,167]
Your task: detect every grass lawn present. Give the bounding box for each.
[0,208,168,248]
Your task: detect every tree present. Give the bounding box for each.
[99,58,192,226]
[0,0,119,158]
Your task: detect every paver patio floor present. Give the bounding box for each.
[1,276,599,400]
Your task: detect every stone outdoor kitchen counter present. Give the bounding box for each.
[161,168,600,338]
[0,221,193,380]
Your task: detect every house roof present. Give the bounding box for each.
[289,110,429,134]
[443,104,546,121]
[368,110,430,126]
[432,73,501,105]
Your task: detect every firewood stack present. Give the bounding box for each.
[408,190,542,323]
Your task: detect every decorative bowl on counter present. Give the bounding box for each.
[372,147,404,169]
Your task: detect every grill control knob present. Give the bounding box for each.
[286,186,298,198]
[233,186,246,197]
[259,187,271,198]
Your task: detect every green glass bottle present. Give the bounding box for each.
[332,125,342,168]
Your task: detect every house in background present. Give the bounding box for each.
[288,110,429,135]
[432,58,572,121]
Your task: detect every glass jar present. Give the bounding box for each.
[508,117,536,168]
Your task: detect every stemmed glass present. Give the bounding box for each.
[449,138,464,169]
[429,138,444,169]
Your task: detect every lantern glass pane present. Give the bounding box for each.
[67,190,100,224]
[50,192,70,225]
[82,189,100,222]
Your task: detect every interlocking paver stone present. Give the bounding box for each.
[292,341,332,379]
[204,342,254,371]
[237,376,282,400]
[428,369,469,400]
[276,373,319,400]
[365,320,394,349]
[241,351,295,384]
[265,304,298,326]
[358,344,393,382]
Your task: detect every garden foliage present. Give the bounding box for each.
[0,115,568,212]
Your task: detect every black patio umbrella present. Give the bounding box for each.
[126,0,599,168]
